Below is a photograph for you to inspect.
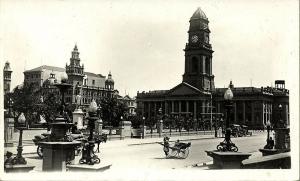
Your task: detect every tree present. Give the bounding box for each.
[8,84,39,126]
[99,96,128,127]
[7,84,75,128]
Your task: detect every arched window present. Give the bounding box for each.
[191,57,198,73]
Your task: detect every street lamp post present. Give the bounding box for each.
[158,107,163,137]
[142,116,145,139]
[216,84,238,152]
[12,113,27,165]
[54,72,72,121]
[80,99,100,165]
[214,116,217,138]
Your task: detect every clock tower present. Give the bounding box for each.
[182,7,215,91]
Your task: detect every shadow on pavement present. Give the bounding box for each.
[26,155,42,160]
[153,156,186,160]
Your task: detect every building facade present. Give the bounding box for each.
[136,7,289,129]
[3,61,12,95]
[23,45,118,107]
[122,95,137,116]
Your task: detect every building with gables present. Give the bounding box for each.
[23,45,118,107]
[136,7,289,129]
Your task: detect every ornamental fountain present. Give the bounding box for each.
[40,72,81,171]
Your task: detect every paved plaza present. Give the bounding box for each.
[4,129,266,172]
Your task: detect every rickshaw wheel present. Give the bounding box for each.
[179,148,190,159]
[216,145,223,151]
[232,145,238,152]
[93,157,101,164]
[79,158,85,164]
[169,149,178,157]
[37,145,43,158]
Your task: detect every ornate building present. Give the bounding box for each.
[3,61,12,94]
[24,45,118,107]
[136,7,289,129]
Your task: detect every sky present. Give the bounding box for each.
[0,0,298,97]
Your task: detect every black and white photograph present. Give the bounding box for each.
[1,0,299,180]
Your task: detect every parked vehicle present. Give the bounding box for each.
[240,125,252,136]
[230,124,243,137]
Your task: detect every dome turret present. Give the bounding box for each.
[105,71,114,90]
[43,72,57,88]
[4,61,12,71]
[105,71,114,84]
[190,7,208,21]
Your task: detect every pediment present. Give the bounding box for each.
[167,82,202,96]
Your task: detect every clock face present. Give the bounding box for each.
[191,35,198,43]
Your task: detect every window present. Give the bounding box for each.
[204,33,209,43]
[205,57,210,74]
[191,57,198,73]
[92,80,95,85]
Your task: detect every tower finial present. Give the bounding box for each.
[74,43,78,51]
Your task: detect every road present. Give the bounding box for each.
[5,131,266,172]
[101,132,266,171]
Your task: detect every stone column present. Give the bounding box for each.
[141,102,145,118]
[95,118,103,135]
[157,119,163,136]
[243,101,246,124]
[154,102,157,117]
[262,101,265,125]
[4,116,14,147]
[179,101,182,114]
[73,108,84,129]
[193,101,197,119]
[251,102,255,125]
[285,104,289,126]
[209,57,212,75]
[119,120,132,139]
[186,101,189,113]
[171,101,174,113]
[266,103,269,123]
[148,102,151,119]
[202,56,206,74]
[164,101,168,114]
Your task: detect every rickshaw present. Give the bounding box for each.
[32,132,85,158]
[158,137,191,159]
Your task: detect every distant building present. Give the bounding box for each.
[123,95,137,116]
[3,61,12,94]
[136,7,289,129]
[23,45,118,107]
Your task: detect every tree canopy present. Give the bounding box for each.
[98,96,128,127]
[6,84,74,127]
